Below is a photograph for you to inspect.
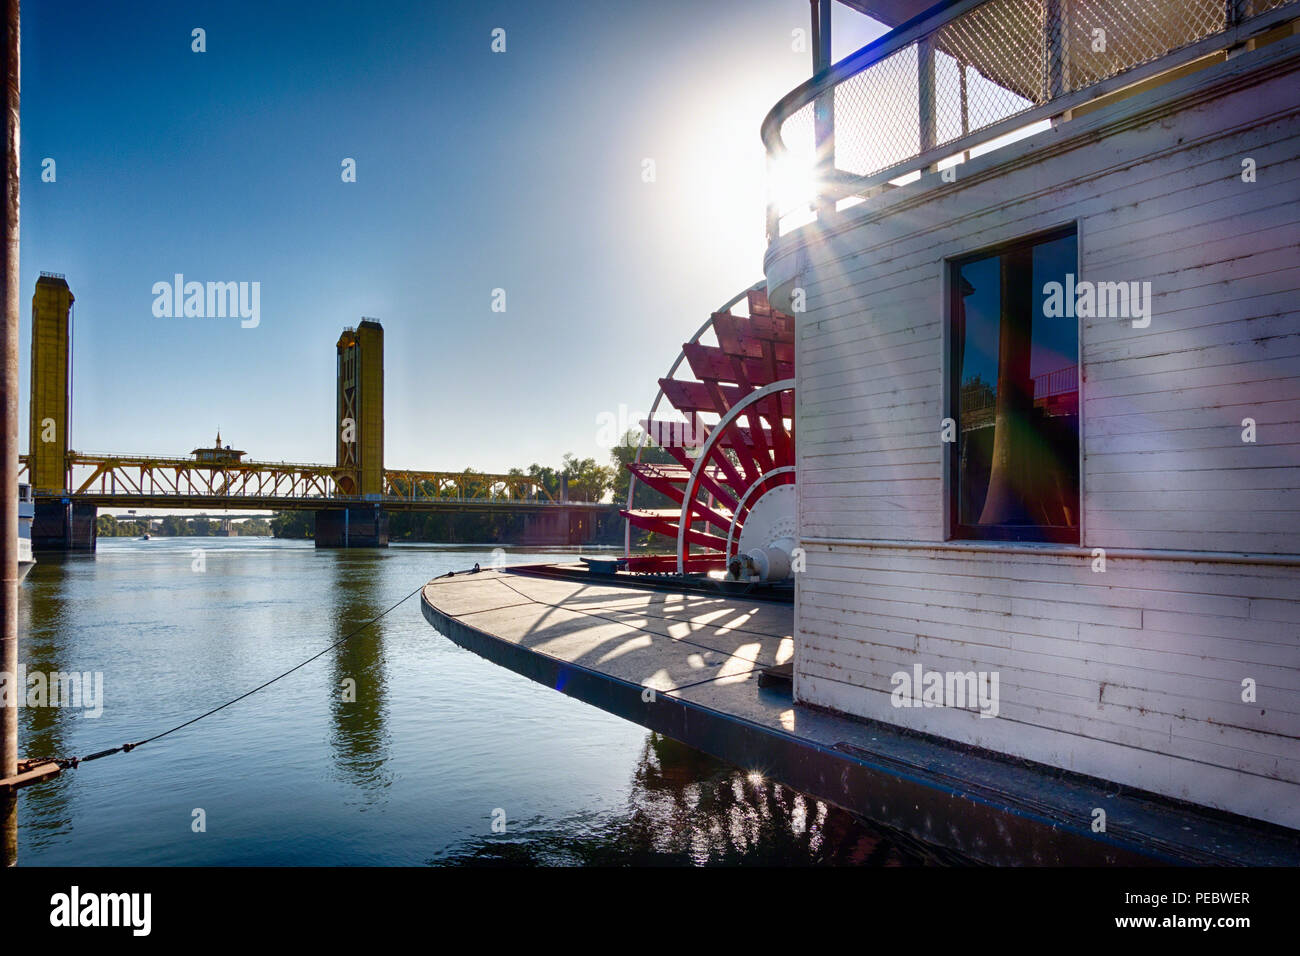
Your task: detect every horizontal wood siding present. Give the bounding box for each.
[778,38,1300,827]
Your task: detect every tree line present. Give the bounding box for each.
[96,515,272,537]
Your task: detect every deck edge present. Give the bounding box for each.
[420,577,1233,866]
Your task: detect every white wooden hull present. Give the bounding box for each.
[767,34,1300,830]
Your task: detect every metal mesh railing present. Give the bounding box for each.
[833,44,921,177]
[765,0,1299,235]
[933,0,1048,148]
[1066,0,1226,89]
[779,100,815,159]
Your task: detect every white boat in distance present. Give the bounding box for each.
[18,481,34,582]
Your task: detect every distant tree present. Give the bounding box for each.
[457,468,490,500]
[525,463,561,499]
[609,429,675,509]
[271,511,314,539]
[160,515,189,536]
[96,514,118,536]
[236,517,271,536]
[561,453,614,503]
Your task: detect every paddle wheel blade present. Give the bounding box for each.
[623,283,797,577]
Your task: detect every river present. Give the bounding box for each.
[13,536,936,865]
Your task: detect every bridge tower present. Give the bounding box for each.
[28,274,95,551]
[28,273,72,492]
[335,320,384,495]
[318,319,387,547]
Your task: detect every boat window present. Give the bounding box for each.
[949,227,1079,543]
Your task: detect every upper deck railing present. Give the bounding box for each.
[762,0,1299,238]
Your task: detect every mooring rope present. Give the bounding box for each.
[48,564,484,771]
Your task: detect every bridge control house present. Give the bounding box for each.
[191,432,247,465]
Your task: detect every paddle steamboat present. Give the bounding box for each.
[424,0,1300,862]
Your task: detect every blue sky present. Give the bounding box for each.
[20,0,885,473]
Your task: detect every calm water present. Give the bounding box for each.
[14,537,931,866]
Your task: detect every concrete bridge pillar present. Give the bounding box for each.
[315,506,388,548]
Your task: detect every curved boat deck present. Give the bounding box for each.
[422,564,1300,866]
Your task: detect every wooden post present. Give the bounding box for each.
[918,36,937,157]
[1,0,19,869]
[1225,0,1255,57]
[1047,0,1069,100]
[812,0,834,219]
[959,58,969,136]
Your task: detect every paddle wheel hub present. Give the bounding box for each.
[730,482,797,582]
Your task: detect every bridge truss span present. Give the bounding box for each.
[17,453,587,512]
[61,452,341,499]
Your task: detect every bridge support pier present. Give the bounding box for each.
[315,507,388,548]
[32,500,97,552]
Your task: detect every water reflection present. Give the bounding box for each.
[326,550,392,797]
[16,555,78,765]
[435,734,946,866]
[12,555,81,852]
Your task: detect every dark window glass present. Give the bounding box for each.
[950,228,1079,542]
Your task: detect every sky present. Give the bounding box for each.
[20,0,886,474]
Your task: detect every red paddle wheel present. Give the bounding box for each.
[623,284,796,577]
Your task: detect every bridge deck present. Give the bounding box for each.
[422,565,1300,866]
